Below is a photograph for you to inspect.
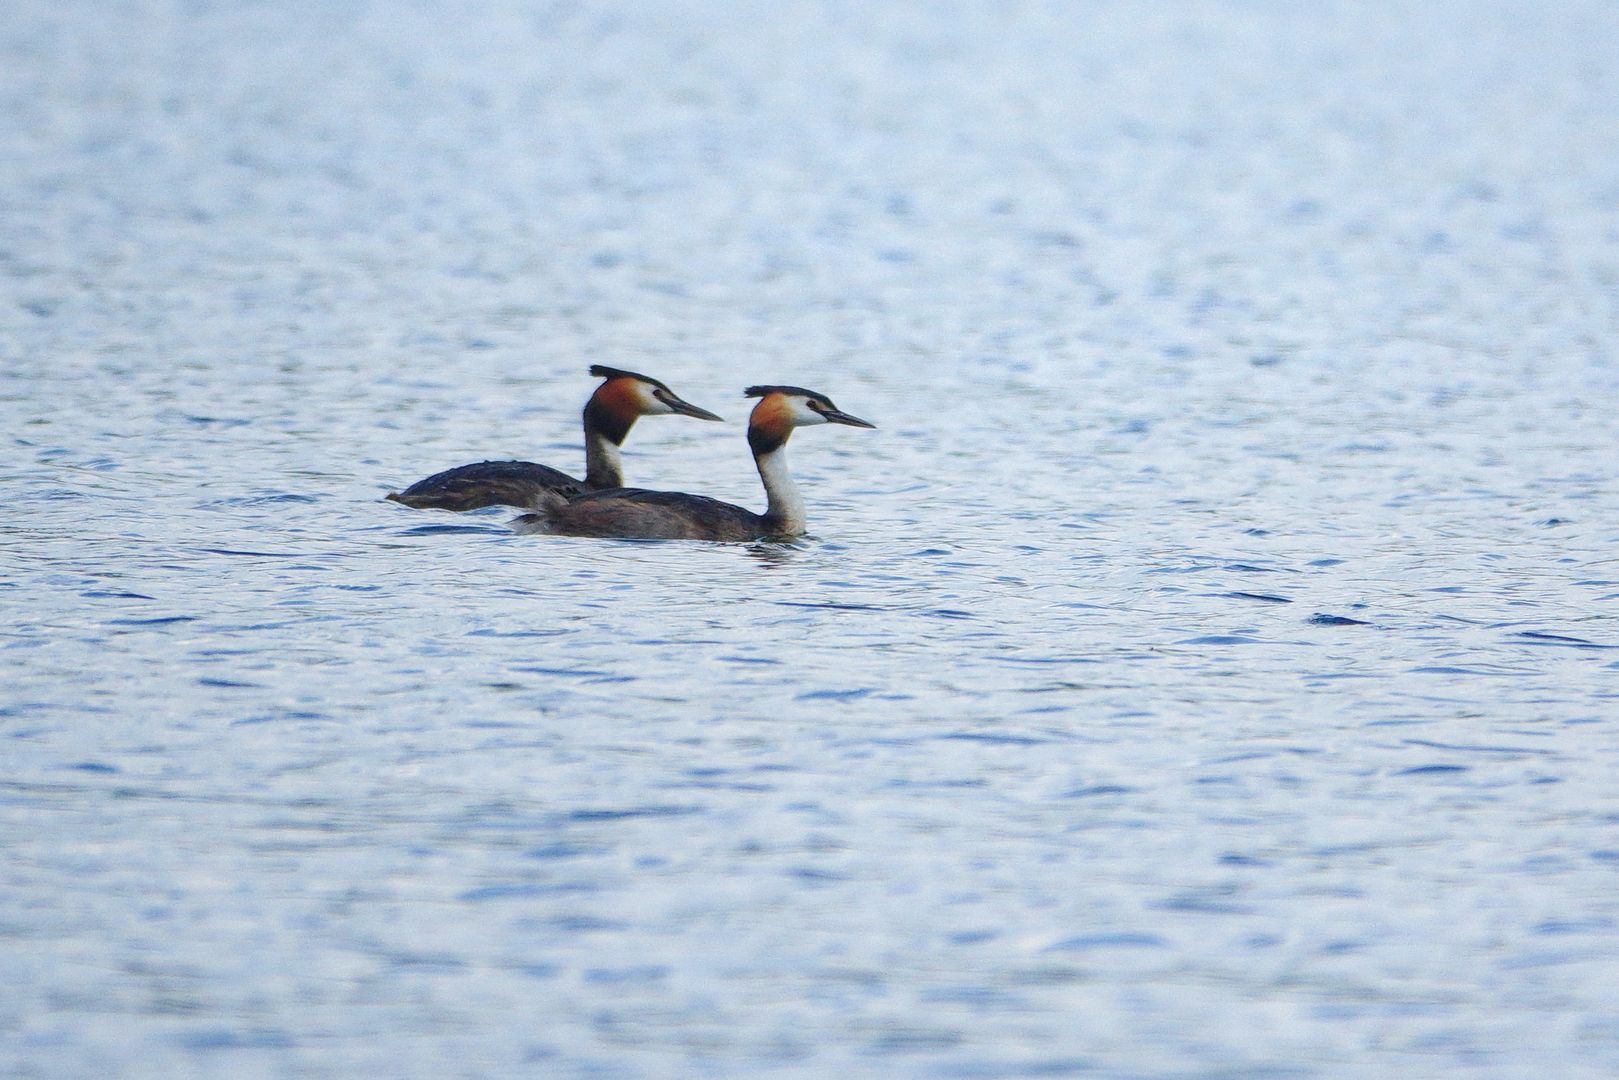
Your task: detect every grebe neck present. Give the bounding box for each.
[582,398,634,488]
[750,429,805,536]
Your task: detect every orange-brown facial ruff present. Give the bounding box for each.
[746,392,797,456]
[585,377,647,445]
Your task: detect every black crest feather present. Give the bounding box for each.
[743,385,832,405]
[590,365,670,392]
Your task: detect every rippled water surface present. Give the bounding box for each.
[6,2,1619,1077]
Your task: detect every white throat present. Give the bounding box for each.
[756,445,805,536]
[584,429,624,488]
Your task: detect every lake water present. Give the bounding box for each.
[5,2,1619,1077]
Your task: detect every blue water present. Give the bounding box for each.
[5,2,1619,1077]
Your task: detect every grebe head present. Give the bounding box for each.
[743,386,874,455]
[743,385,875,430]
[588,365,724,423]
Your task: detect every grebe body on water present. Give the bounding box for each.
[515,386,873,541]
[386,366,720,511]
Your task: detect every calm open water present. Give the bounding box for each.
[5,2,1619,1077]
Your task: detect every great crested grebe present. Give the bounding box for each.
[514,385,874,541]
[386,366,722,511]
